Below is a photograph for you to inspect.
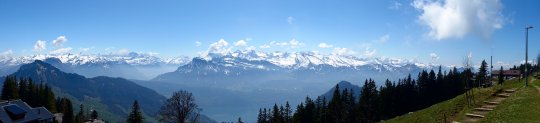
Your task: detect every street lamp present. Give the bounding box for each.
[525,25,533,87]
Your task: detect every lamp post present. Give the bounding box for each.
[525,26,533,87]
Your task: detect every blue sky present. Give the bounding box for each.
[1,0,539,67]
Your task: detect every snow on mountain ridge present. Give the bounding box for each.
[197,50,444,71]
[0,52,190,66]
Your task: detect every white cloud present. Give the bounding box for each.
[375,34,390,43]
[268,39,304,48]
[34,40,47,51]
[270,41,288,46]
[104,47,114,51]
[288,39,304,48]
[389,1,402,9]
[234,40,248,47]
[49,47,73,54]
[208,39,231,54]
[412,0,504,40]
[112,49,130,56]
[79,47,93,52]
[259,44,271,49]
[363,48,376,57]
[287,16,294,24]
[146,52,159,56]
[195,41,202,47]
[52,35,68,47]
[430,53,440,61]
[332,47,356,56]
[1,49,13,56]
[318,43,334,48]
[245,46,256,51]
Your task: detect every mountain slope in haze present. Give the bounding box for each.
[8,60,167,122]
[321,81,362,101]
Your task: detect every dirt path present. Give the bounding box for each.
[458,88,517,123]
[531,78,540,94]
[534,85,540,94]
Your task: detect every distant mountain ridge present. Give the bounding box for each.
[321,81,362,101]
[152,50,452,89]
[0,53,190,80]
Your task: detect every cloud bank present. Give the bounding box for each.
[412,0,504,40]
[318,43,333,48]
[52,35,68,47]
[34,40,47,51]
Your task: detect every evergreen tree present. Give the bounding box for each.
[237,117,244,123]
[257,108,265,123]
[327,84,342,123]
[292,103,304,123]
[60,98,74,123]
[44,85,57,112]
[1,76,18,100]
[265,108,271,122]
[91,110,98,120]
[302,97,315,123]
[18,78,28,101]
[498,66,505,85]
[126,100,144,123]
[271,104,282,123]
[75,104,86,123]
[477,60,488,87]
[284,101,292,123]
[357,79,379,123]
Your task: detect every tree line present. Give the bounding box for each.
[258,66,478,123]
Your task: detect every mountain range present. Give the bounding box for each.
[146,50,454,122]
[0,52,190,80]
[0,50,457,122]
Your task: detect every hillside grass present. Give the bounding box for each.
[479,76,540,122]
[383,77,524,123]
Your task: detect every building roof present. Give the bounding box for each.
[492,70,521,76]
[0,100,54,123]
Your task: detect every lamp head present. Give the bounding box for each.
[526,26,534,29]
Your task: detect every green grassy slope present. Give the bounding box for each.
[384,77,527,123]
[479,77,540,122]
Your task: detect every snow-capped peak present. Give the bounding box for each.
[0,52,190,66]
[196,49,439,70]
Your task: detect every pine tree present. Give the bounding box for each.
[1,76,18,100]
[44,85,57,112]
[263,108,269,123]
[303,97,315,123]
[75,104,86,123]
[498,66,505,85]
[126,100,144,123]
[477,60,488,87]
[357,79,379,123]
[18,78,28,101]
[257,108,265,123]
[60,98,74,123]
[327,84,342,123]
[292,103,304,123]
[237,117,244,123]
[271,104,282,123]
[90,110,98,120]
[284,101,292,123]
